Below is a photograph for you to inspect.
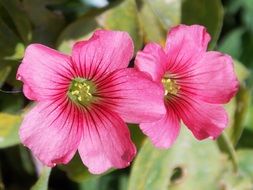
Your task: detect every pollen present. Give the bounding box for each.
[161,76,180,97]
[68,78,97,106]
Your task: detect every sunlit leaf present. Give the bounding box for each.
[219,149,253,189]
[224,60,250,146]
[136,0,181,45]
[230,85,250,146]
[57,0,142,53]
[237,149,253,178]
[0,113,21,148]
[220,167,252,190]
[233,60,250,83]
[217,133,238,172]
[181,0,224,49]
[31,167,51,190]
[147,0,181,29]
[128,128,225,190]
[83,0,109,8]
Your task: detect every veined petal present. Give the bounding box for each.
[178,52,239,104]
[140,106,180,148]
[71,30,134,79]
[19,100,82,166]
[96,68,166,123]
[78,106,136,174]
[17,44,74,101]
[174,97,228,140]
[135,43,167,82]
[164,25,211,73]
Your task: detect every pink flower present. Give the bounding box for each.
[17,30,165,174]
[135,25,239,148]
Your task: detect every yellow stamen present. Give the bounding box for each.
[161,77,180,96]
[68,78,97,106]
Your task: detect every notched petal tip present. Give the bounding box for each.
[140,107,180,149]
[166,24,211,53]
[135,43,167,82]
[71,29,134,75]
[19,102,81,167]
[78,108,136,175]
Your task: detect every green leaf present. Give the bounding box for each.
[31,167,51,190]
[230,85,251,146]
[181,0,224,49]
[237,149,253,178]
[224,60,250,146]
[136,0,181,45]
[217,133,238,172]
[0,113,21,148]
[0,17,24,60]
[57,0,142,53]
[128,124,145,150]
[0,59,23,88]
[240,0,253,32]
[146,0,181,29]
[128,128,225,190]
[0,92,24,113]
[0,168,4,190]
[218,28,244,59]
[22,0,66,46]
[220,167,253,190]
[233,60,250,83]
[0,65,11,88]
[59,154,94,182]
[79,170,128,190]
[0,0,31,44]
[219,149,253,189]
[100,0,143,51]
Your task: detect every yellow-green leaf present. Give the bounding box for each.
[31,167,51,190]
[128,128,225,190]
[136,0,180,45]
[0,113,21,148]
[57,0,142,53]
[181,0,224,49]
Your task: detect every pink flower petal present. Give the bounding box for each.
[19,100,82,166]
[78,106,136,174]
[178,52,239,104]
[71,30,134,79]
[17,44,74,101]
[174,97,228,140]
[165,24,210,53]
[140,106,180,148]
[135,43,167,82]
[164,25,211,72]
[96,68,166,123]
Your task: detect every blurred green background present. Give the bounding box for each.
[0,0,253,189]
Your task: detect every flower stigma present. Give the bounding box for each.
[68,78,97,106]
[161,74,180,98]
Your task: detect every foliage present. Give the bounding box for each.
[0,0,252,189]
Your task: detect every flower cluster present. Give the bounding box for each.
[17,25,239,174]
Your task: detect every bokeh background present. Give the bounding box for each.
[0,0,253,189]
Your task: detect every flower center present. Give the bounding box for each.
[68,78,97,106]
[161,76,180,97]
